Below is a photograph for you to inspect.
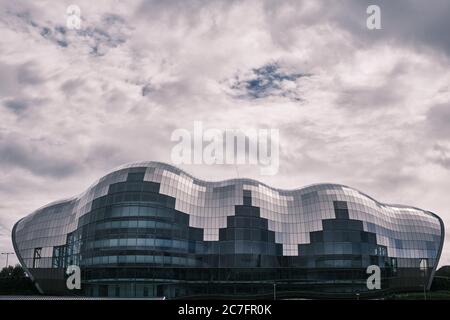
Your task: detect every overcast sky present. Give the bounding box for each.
[1,0,450,268]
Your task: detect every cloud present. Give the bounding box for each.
[0,0,450,268]
[0,132,83,178]
[2,99,29,113]
[428,143,450,170]
[0,61,43,95]
[426,103,450,138]
[308,0,450,57]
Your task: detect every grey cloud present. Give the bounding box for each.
[0,61,43,95]
[3,99,28,113]
[78,26,127,57]
[76,13,130,56]
[429,144,450,170]
[39,25,68,48]
[329,0,450,56]
[60,78,85,96]
[0,134,82,178]
[0,222,11,234]
[83,143,131,170]
[16,62,43,85]
[136,0,236,24]
[141,84,153,97]
[362,166,420,193]
[6,4,129,56]
[0,62,46,115]
[2,96,48,117]
[335,84,401,111]
[426,103,450,138]
[261,0,450,57]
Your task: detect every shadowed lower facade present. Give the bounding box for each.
[12,162,444,298]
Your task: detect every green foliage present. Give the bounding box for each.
[0,264,39,295]
[430,266,450,292]
[0,264,26,279]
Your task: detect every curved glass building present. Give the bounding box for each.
[12,162,444,298]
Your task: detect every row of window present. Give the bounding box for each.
[94,219,182,231]
[81,255,198,267]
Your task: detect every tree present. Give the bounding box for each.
[0,264,39,295]
[0,265,26,279]
[430,266,450,291]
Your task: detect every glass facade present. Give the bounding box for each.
[12,161,444,298]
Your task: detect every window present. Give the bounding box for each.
[333,201,348,210]
[33,248,42,268]
[420,258,428,271]
[391,257,398,274]
[52,245,67,268]
[376,245,387,256]
[335,209,349,219]
[127,172,145,181]
[243,190,252,206]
